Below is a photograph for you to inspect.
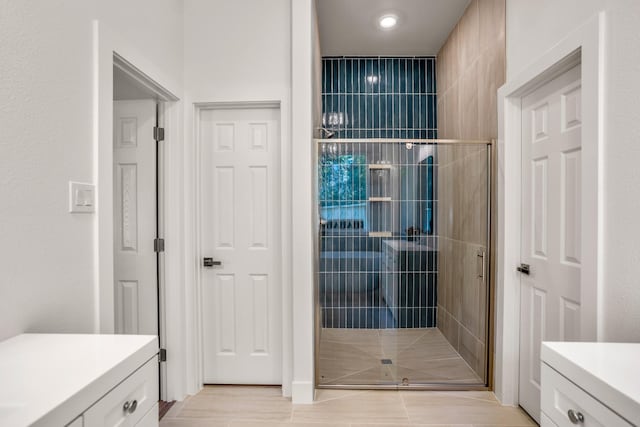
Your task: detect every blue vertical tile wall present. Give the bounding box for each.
[319,58,438,329]
[322,57,437,139]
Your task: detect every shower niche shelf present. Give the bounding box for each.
[369,231,392,238]
[368,163,393,237]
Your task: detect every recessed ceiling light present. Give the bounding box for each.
[378,14,398,30]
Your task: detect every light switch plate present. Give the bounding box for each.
[69,182,96,213]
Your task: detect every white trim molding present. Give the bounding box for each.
[93,19,185,401]
[190,99,293,398]
[290,0,316,405]
[495,12,605,405]
[292,381,315,404]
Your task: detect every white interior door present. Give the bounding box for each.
[114,100,158,335]
[200,106,282,384]
[519,65,582,421]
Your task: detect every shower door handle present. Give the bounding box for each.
[477,251,485,279]
[517,263,530,275]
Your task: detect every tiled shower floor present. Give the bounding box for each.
[318,327,482,385]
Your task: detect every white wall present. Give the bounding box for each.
[183,0,291,101]
[1,0,319,403]
[0,0,183,341]
[0,0,94,341]
[182,0,298,398]
[506,0,640,341]
[98,0,184,92]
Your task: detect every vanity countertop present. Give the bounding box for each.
[0,333,158,426]
[542,341,640,425]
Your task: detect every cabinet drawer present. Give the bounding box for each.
[84,357,158,426]
[541,412,559,427]
[135,403,158,427]
[542,363,632,427]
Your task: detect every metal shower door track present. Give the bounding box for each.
[314,138,492,145]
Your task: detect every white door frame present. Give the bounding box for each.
[495,13,605,405]
[193,100,291,393]
[93,20,182,400]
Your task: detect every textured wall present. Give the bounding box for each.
[436,0,505,380]
[0,0,184,342]
[183,0,290,101]
[506,0,640,343]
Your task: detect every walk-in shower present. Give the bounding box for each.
[316,138,492,388]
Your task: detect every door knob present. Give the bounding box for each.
[516,263,530,275]
[203,258,222,268]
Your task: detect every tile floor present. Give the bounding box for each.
[318,328,482,385]
[161,386,536,427]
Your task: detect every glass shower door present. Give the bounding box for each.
[317,139,491,388]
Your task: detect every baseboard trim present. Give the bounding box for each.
[291,380,314,404]
[281,380,292,398]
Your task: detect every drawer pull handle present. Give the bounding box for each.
[567,409,584,424]
[123,399,138,414]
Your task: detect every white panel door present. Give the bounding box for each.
[519,65,582,421]
[200,107,281,384]
[114,100,157,335]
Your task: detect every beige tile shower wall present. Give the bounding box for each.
[436,0,505,380]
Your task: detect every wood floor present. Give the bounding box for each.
[160,386,536,426]
[318,328,482,385]
[160,400,176,420]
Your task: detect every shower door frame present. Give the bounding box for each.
[313,138,496,391]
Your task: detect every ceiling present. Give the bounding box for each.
[316,0,470,56]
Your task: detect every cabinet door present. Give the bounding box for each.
[83,358,158,427]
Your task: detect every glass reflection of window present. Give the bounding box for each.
[319,153,367,227]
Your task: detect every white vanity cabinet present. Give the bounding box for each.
[82,357,158,426]
[541,342,640,427]
[0,334,159,427]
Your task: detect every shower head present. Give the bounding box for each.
[317,127,336,139]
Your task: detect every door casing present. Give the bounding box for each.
[194,101,289,391]
[95,18,180,400]
[495,13,605,406]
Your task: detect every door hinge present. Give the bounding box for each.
[153,126,165,141]
[159,348,167,362]
[154,238,165,252]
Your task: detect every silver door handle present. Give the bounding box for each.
[516,263,530,275]
[203,258,223,268]
[477,251,485,279]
